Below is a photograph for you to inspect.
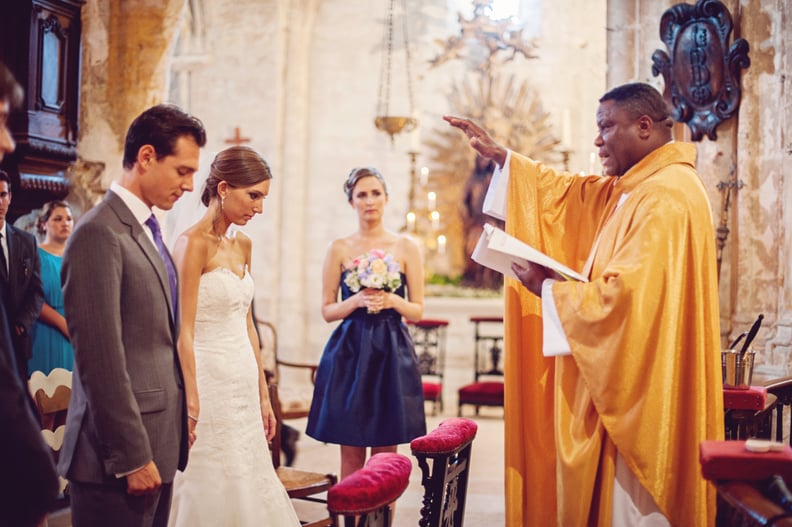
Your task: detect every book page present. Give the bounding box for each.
[472,224,588,282]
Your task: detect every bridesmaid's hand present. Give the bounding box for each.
[379,291,396,311]
[360,288,386,312]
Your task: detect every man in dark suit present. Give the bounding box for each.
[0,168,44,380]
[60,104,206,527]
[0,59,58,527]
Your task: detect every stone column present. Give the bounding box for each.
[78,0,187,188]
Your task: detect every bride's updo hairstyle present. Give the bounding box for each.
[201,145,272,206]
[343,166,388,202]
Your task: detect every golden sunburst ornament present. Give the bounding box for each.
[424,73,562,279]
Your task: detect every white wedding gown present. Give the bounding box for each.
[169,268,300,526]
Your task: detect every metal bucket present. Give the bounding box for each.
[722,349,755,389]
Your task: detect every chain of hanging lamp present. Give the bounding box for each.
[375,0,417,143]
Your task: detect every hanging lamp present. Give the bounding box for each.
[375,0,417,143]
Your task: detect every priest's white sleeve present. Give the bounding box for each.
[482,150,512,220]
[541,279,572,357]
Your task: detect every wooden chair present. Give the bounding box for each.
[28,368,73,502]
[257,318,319,465]
[410,417,478,527]
[327,452,412,527]
[257,318,318,420]
[268,379,338,527]
[407,319,449,415]
[716,479,792,526]
[764,376,792,444]
[458,316,504,416]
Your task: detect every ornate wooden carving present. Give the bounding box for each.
[651,0,750,141]
[0,0,84,220]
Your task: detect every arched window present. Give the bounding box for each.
[167,0,208,110]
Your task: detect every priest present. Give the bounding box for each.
[445,82,723,526]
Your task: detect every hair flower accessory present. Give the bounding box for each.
[345,250,402,313]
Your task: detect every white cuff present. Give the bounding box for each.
[541,280,571,357]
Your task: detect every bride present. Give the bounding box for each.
[168,146,299,526]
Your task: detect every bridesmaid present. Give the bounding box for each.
[28,200,74,375]
[307,166,427,481]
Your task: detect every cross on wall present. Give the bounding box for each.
[225,127,251,146]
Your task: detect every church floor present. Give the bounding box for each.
[45,407,506,526]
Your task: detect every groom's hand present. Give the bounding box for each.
[126,460,162,495]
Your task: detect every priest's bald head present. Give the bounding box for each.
[595,82,674,177]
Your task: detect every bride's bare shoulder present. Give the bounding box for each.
[173,225,214,260]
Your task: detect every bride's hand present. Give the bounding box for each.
[261,400,277,441]
[187,415,198,448]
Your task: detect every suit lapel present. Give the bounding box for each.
[106,193,177,331]
[5,226,15,282]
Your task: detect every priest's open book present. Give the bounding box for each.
[471,224,589,282]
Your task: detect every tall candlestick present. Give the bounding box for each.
[420,166,429,186]
[406,211,416,232]
[430,210,440,231]
[437,234,446,254]
[427,191,437,210]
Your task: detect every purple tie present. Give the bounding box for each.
[145,215,178,314]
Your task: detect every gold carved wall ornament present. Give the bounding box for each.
[421,1,562,288]
[651,0,750,141]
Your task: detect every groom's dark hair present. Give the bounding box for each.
[0,62,23,108]
[122,104,206,169]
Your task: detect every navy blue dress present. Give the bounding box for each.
[306,271,426,447]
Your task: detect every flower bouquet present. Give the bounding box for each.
[345,250,402,313]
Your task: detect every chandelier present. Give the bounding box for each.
[375,0,417,143]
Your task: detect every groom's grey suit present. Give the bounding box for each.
[59,190,187,525]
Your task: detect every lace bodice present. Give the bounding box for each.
[194,267,254,345]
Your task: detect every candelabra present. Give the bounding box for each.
[403,152,447,275]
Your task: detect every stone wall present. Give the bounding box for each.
[607,0,792,376]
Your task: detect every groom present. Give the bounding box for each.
[60,104,206,527]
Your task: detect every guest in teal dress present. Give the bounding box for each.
[306,167,426,482]
[28,201,74,375]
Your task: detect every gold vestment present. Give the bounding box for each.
[503,142,723,526]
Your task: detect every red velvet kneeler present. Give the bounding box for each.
[723,386,768,410]
[410,417,478,454]
[700,440,792,481]
[327,453,412,516]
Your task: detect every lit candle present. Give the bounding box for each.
[437,234,447,254]
[427,191,437,210]
[406,211,416,232]
[561,109,572,147]
[430,210,440,231]
[420,166,429,186]
[589,152,597,175]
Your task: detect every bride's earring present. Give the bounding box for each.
[220,194,225,211]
